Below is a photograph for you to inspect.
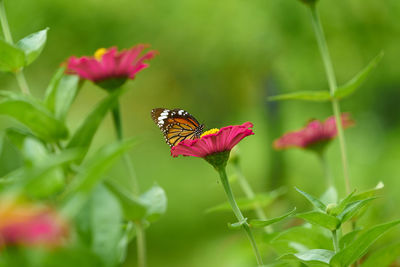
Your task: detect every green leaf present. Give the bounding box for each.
[250,208,296,228]
[206,189,285,213]
[66,88,127,160]
[280,249,334,265]
[0,132,23,177]
[228,218,248,230]
[105,179,147,221]
[4,127,34,149]
[337,197,377,223]
[44,68,80,120]
[0,91,68,141]
[61,139,136,217]
[362,242,400,267]
[0,38,25,72]
[297,211,340,231]
[16,28,48,66]
[295,187,326,211]
[350,182,384,202]
[139,184,167,222]
[90,184,123,267]
[268,225,332,254]
[334,51,384,99]
[268,91,331,102]
[329,189,356,216]
[339,228,362,250]
[330,220,400,267]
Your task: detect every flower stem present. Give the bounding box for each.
[232,162,273,234]
[309,4,351,194]
[331,229,339,253]
[0,0,31,95]
[111,102,145,267]
[217,166,264,266]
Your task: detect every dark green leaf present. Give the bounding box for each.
[66,88,127,160]
[0,132,23,177]
[330,220,400,267]
[297,211,340,231]
[295,187,326,211]
[334,51,384,99]
[0,91,68,141]
[250,207,296,228]
[139,184,168,222]
[105,179,147,221]
[16,28,48,66]
[4,127,34,149]
[362,242,400,267]
[90,184,123,267]
[0,38,25,72]
[268,91,331,102]
[206,189,285,213]
[338,197,377,223]
[280,249,334,265]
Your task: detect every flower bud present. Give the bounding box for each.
[326,203,338,216]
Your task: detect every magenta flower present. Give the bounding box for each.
[171,122,254,164]
[66,45,156,90]
[274,113,354,151]
[0,201,68,247]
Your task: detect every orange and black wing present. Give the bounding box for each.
[151,108,204,147]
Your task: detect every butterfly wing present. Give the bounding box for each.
[151,108,204,147]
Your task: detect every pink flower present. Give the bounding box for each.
[274,113,354,150]
[0,201,68,247]
[171,122,254,161]
[66,45,156,90]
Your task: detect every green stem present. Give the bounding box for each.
[233,163,273,234]
[111,102,145,267]
[309,4,351,194]
[332,230,339,253]
[317,152,333,188]
[217,166,264,266]
[0,0,31,95]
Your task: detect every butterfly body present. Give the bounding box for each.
[151,108,204,147]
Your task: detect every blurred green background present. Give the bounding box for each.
[1,0,400,266]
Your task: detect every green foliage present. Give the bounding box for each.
[297,211,340,231]
[280,249,334,266]
[0,91,68,141]
[44,68,80,120]
[334,52,384,100]
[330,220,400,267]
[362,242,400,267]
[268,91,331,102]
[16,28,49,66]
[0,38,25,72]
[250,208,296,228]
[295,187,326,211]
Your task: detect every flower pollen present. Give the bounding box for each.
[201,128,219,138]
[94,48,107,60]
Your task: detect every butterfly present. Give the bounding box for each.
[151,108,204,147]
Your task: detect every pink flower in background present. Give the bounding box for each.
[0,201,68,247]
[171,122,254,158]
[66,45,156,89]
[274,113,354,150]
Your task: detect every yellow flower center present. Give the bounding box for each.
[200,128,219,138]
[94,48,107,60]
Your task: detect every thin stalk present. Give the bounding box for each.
[111,102,145,267]
[331,230,339,253]
[233,163,273,234]
[317,152,333,188]
[309,4,351,194]
[0,0,31,95]
[217,166,264,266]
